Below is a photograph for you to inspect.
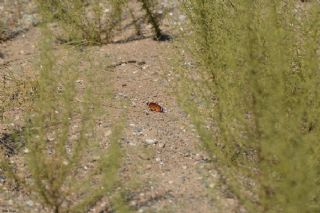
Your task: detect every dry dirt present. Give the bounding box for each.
[0,3,240,213]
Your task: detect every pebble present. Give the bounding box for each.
[195,153,202,161]
[133,127,143,135]
[158,143,166,148]
[179,15,187,21]
[145,139,157,145]
[26,200,34,207]
[105,129,112,137]
[0,175,6,183]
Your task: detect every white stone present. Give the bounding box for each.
[145,139,157,145]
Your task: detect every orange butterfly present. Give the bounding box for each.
[147,102,164,112]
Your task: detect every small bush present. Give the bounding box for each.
[35,0,127,44]
[179,1,320,212]
[0,25,126,212]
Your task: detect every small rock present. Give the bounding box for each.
[179,15,187,22]
[145,139,157,145]
[0,175,6,183]
[133,127,143,136]
[105,129,112,137]
[130,201,137,206]
[21,14,38,27]
[92,156,101,161]
[158,143,166,148]
[26,200,34,207]
[195,153,202,161]
[8,200,13,205]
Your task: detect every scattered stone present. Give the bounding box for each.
[145,139,157,145]
[133,127,143,135]
[184,152,191,157]
[21,14,38,27]
[195,153,202,161]
[26,200,34,207]
[0,175,6,183]
[179,15,187,22]
[92,156,101,161]
[158,142,166,148]
[130,201,137,206]
[105,129,112,137]
[8,200,13,205]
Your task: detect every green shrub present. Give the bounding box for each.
[0,25,126,212]
[179,1,320,212]
[35,0,127,44]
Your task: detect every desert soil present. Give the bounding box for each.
[0,2,239,212]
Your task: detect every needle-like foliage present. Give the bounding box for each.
[179,0,320,212]
[1,24,127,212]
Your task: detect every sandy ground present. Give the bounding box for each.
[0,2,240,212]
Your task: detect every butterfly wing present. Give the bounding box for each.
[147,102,164,112]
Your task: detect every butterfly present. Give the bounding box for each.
[147,102,164,112]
